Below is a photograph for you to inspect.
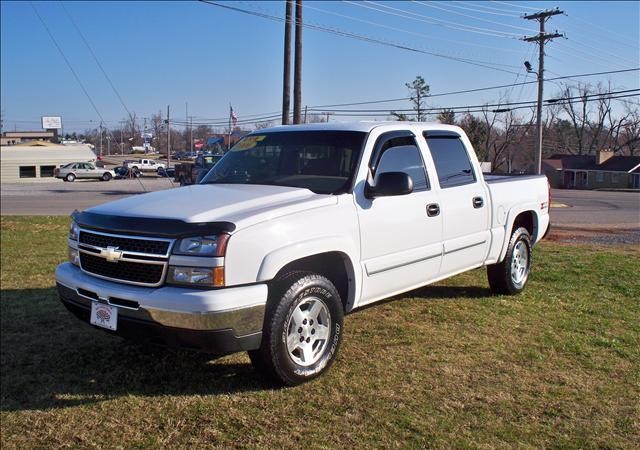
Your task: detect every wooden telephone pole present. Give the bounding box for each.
[293,0,303,124]
[521,7,564,174]
[281,0,292,125]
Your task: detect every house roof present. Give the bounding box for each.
[598,156,640,173]
[543,153,640,173]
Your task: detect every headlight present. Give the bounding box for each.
[69,220,79,241]
[167,266,225,287]
[173,234,228,257]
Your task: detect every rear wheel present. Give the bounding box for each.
[101,172,112,181]
[487,227,532,295]
[248,272,344,386]
[66,173,76,182]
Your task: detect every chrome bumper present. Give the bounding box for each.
[55,262,267,337]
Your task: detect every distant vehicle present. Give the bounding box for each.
[174,153,223,185]
[124,159,166,173]
[114,166,141,179]
[157,167,176,178]
[55,162,116,182]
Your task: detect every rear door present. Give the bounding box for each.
[356,130,442,305]
[422,131,490,276]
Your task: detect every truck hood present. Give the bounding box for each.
[87,184,338,230]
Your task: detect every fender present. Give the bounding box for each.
[257,235,362,310]
[498,204,541,263]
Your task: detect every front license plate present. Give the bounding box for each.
[90,302,118,331]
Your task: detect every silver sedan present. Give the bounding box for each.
[55,162,116,182]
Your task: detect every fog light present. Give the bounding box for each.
[68,247,80,266]
[167,266,221,286]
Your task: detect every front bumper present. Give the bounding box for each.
[55,262,268,354]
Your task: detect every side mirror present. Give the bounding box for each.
[365,171,414,198]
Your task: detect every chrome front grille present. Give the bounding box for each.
[77,229,173,287]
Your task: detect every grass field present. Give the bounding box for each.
[1,216,638,449]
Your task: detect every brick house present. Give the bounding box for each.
[542,150,640,189]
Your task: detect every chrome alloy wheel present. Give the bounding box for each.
[285,296,331,367]
[510,240,529,285]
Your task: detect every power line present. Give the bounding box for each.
[29,2,107,126]
[312,92,639,117]
[413,1,536,33]
[492,1,543,12]
[345,1,524,38]
[199,1,521,74]
[59,1,134,122]
[308,68,640,108]
[303,2,523,55]
[434,2,520,18]
[307,89,640,114]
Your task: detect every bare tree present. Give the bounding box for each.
[618,104,640,155]
[437,109,455,125]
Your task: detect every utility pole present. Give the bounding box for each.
[293,0,303,124]
[304,105,308,123]
[186,102,191,153]
[99,121,103,157]
[521,7,564,174]
[119,120,125,155]
[282,0,292,125]
[166,105,171,165]
[190,116,193,154]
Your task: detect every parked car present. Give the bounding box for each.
[114,166,141,179]
[157,167,176,178]
[124,159,166,173]
[56,122,550,385]
[55,162,115,182]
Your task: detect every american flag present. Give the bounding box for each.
[230,105,238,127]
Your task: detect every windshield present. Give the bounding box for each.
[200,131,366,194]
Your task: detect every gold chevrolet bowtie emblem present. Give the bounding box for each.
[101,246,123,263]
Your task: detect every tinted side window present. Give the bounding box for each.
[376,145,429,191]
[425,136,476,188]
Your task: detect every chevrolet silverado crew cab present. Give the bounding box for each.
[56,122,550,385]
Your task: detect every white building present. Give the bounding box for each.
[1,142,97,183]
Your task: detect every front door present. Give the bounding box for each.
[356,130,442,305]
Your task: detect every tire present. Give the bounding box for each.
[487,227,532,295]
[101,172,112,181]
[248,272,344,386]
[66,173,76,182]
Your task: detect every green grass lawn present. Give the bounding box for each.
[1,216,638,449]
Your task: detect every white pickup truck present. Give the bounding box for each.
[56,122,550,385]
[125,158,166,173]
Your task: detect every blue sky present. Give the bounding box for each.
[1,1,638,134]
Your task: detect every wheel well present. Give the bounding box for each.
[273,252,353,312]
[512,211,537,242]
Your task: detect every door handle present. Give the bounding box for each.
[426,203,440,217]
[473,197,484,208]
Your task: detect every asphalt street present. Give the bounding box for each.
[1,181,639,230]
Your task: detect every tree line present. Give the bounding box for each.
[393,76,639,172]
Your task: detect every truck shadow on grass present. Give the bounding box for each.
[0,288,275,412]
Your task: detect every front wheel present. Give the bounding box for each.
[248,273,344,386]
[487,227,532,295]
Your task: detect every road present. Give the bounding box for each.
[1,181,638,230]
[1,178,175,216]
[551,189,639,229]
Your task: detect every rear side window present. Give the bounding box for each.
[425,135,476,188]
